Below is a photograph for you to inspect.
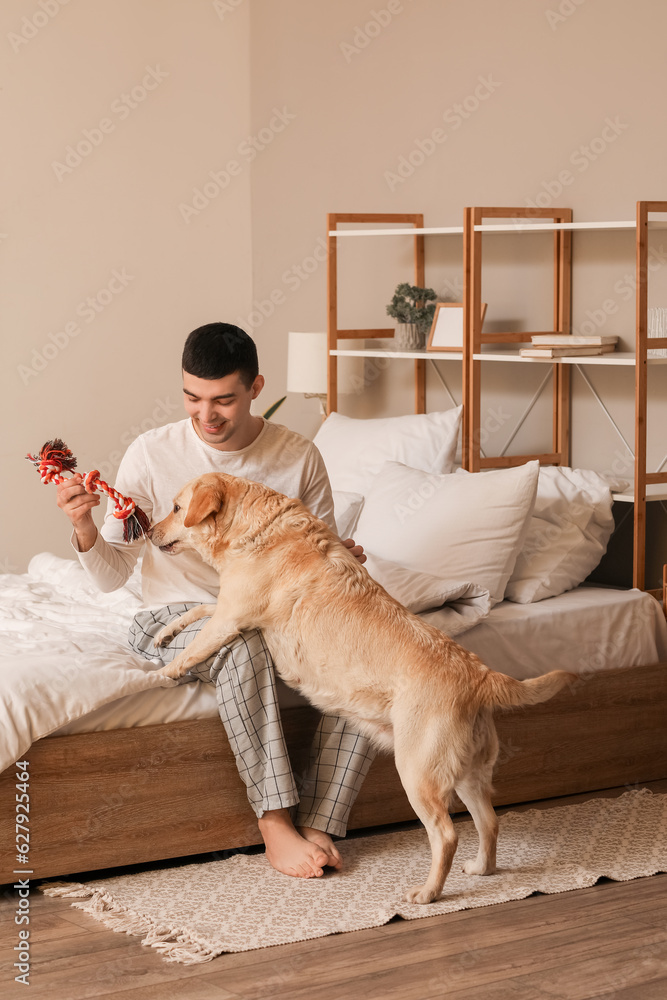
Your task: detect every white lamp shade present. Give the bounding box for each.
[287,332,365,396]
[287,332,328,395]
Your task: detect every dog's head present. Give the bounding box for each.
[150,472,307,565]
[149,473,233,556]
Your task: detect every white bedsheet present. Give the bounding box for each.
[0,552,490,771]
[439,585,667,680]
[55,584,667,743]
[1,556,665,771]
[0,554,180,772]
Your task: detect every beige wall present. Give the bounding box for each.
[249,0,667,487]
[5,0,667,571]
[5,0,253,570]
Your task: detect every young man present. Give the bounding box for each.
[56,322,376,879]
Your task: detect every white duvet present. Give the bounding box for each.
[0,553,491,774]
[0,554,179,773]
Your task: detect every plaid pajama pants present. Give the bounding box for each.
[129,603,377,837]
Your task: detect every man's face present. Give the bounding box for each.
[182,370,264,450]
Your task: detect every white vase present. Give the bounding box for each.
[394,323,426,350]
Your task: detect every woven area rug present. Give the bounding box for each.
[41,789,667,964]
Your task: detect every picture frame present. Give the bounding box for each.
[426,302,488,352]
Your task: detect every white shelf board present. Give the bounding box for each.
[332,347,667,365]
[475,220,667,233]
[328,220,667,237]
[328,226,463,237]
[475,221,635,233]
[613,485,667,503]
[331,348,463,360]
[472,350,667,366]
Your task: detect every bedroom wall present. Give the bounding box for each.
[247,0,667,587]
[5,0,254,572]
[5,0,667,575]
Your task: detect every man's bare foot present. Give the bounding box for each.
[298,827,343,870]
[258,809,331,878]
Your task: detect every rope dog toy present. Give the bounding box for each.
[26,438,151,542]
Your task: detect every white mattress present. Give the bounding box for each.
[451,585,667,681]
[56,584,667,736]
[53,672,308,736]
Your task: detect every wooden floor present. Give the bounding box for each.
[2,782,666,1000]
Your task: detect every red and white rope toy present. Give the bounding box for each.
[26,438,151,543]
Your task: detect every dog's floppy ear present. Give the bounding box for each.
[184,482,224,527]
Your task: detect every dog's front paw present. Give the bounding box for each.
[154,624,181,648]
[156,661,189,679]
[404,884,440,905]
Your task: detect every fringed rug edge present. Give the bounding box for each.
[40,881,223,964]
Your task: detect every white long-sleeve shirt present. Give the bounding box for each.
[73,418,335,609]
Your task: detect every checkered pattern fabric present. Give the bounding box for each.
[129,605,376,836]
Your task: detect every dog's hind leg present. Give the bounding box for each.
[455,711,499,876]
[393,726,459,905]
[455,776,499,876]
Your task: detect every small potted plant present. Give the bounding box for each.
[386,282,438,350]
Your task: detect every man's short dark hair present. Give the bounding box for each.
[182,323,259,388]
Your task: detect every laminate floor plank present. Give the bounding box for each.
[202,897,605,1000]
[371,874,667,947]
[601,980,667,1000]
[2,942,230,1000]
[523,937,667,999]
[203,915,667,1000]
[101,982,240,1000]
[2,783,665,1000]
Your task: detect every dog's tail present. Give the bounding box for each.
[482,668,576,710]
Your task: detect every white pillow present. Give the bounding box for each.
[363,552,491,627]
[505,467,623,604]
[332,490,364,539]
[313,407,462,495]
[354,460,539,606]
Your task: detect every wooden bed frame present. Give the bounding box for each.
[2,660,665,884]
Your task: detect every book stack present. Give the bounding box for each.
[520,335,618,358]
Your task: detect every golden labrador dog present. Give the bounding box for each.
[149,472,574,904]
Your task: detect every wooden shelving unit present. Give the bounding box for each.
[326,202,667,590]
[634,201,667,588]
[327,213,425,414]
[463,205,572,473]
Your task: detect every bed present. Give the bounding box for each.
[2,410,667,884]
